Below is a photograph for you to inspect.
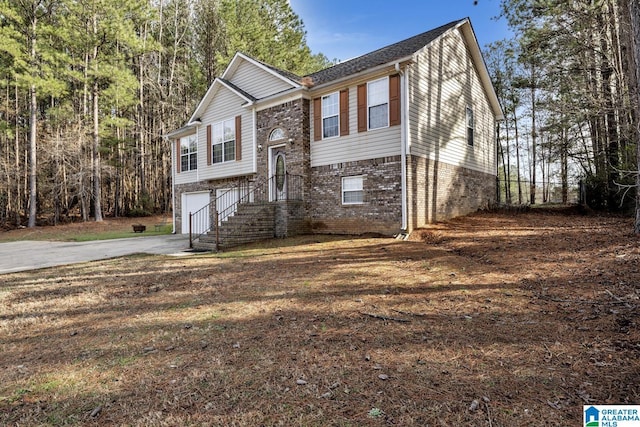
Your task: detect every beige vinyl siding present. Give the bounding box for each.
[229,60,294,100]
[311,83,401,167]
[407,28,496,175]
[197,86,254,180]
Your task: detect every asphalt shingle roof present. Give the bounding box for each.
[304,19,465,86]
[219,78,258,102]
[236,18,465,90]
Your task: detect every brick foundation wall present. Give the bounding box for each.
[275,200,310,238]
[309,156,403,236]
[406,155,496,230]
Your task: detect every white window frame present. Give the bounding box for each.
[212,118,236,164]
[180,134,198,172]
[342,175,364,205]
[368,77,389,130]
[322,92,339,139]
[466,106,474,146]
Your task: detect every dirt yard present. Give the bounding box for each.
[1,209,639,426]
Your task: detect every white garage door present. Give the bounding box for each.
[182,192,210,234]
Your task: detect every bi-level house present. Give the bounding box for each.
[167,18,503,250]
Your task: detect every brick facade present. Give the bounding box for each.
[309,156,403,236]
[176,98,497,239]
[255,99,311,181]
[406,155,496,229]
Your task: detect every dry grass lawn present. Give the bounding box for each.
[1,209,639,426]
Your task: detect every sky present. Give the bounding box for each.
[289,0,511,62]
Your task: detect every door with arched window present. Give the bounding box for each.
[270,149,287,201]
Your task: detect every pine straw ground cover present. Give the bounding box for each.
[1,210,639,426]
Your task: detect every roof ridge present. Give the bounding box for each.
[305,18,467,86]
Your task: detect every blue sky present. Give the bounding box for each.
[289,0,511,62]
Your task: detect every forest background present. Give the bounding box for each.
[0,0,639,231]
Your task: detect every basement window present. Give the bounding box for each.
[342,176,363,204]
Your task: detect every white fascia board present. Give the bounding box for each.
[457,19,504,120]
[254,87,308,111]
[165,121,200,139]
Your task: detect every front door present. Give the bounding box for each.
[270,148,287,201]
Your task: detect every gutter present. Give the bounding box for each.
[310,55,415,92]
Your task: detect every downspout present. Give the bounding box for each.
[396,62,408,232]
[169,136,176,234]
[252,106,257,173]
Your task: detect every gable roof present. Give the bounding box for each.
[305,19,465,87]
[222,52,302,88]
[171,17,502,134]
[188,77,257,124]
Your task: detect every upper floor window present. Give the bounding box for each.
[368,77,388,130]
[212,118,236,163]
[466,107,474,146]
[342,175,364,204]
[180,134,197,171]
[322,92,339,138]
[269,127,285,141]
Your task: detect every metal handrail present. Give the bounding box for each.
[189,174,304,249]
[188,177,254,247]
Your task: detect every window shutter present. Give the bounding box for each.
[206,125,212,166]
[357,83,367,132]
[389,74,401,126]
[339,89,349,136]
[313,97,321,141]
[235,115,242,161]
[176,139,181,173]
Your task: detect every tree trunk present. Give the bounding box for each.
[92,12,103,222]
[530,63,537,205]
[27,9,38,228]
[630,0,640,233]
[14,84,21,226]
[92,79,103,221]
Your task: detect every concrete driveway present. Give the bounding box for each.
[0,234,190,274]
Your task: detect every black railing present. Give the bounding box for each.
[189,174,304,249]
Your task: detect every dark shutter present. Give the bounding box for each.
[357,83,367,132]
[176,139,181,173]
[389,74,401,126]
[313,97,322,141]
[339,89,349,136]
[206,125,212,166]
[235,115,242,161]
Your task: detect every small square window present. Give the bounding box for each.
[342,176,364,204]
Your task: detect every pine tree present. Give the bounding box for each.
[0,0,70,227]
